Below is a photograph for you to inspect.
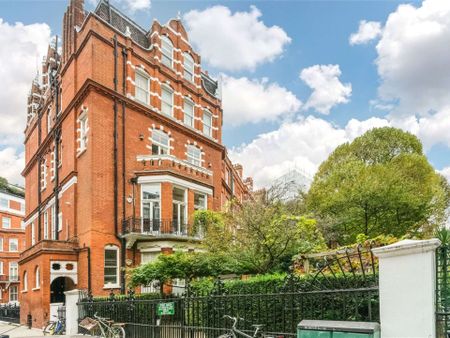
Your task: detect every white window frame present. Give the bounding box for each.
[161,35,174,68]
[186,145,202,167]
[203,110,213,137]
[35,266,40,289]
[31,222,36,245]
[58,212,63,232]
[79,113,88,152]
[22,271,28,291]
[9,285,18,303]
[0,198,8,209]
[44,211,49,240]
[194,192,207,211]
[151,129,170,155]
[47,111,52,134]
[184,53,194,82]
[9,238,18,252]
[0,262,3,275]
[9,262,18,282]
[104,245,120,288]
[135,70,150,104]
[41,159,47,190]
[161,86,174,116]
[2,217,11,229]
[183,98,194,127]
[51,205,56,240]
[0,238,3,252]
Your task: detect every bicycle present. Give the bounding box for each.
[43,315,65,335]
[218,315,275,338]
[79,313,126,338]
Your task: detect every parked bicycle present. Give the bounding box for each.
[219,315,276,338]
[43,315,65,336]
[79,313,125,338]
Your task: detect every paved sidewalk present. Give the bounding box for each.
[0,322,89,337]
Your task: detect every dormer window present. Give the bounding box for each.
[184,53,194,82]
[161,86,173,116]
[135,71,150,104]
[187,145,202,167]
[161,36,174,68]
[151,129,170,155]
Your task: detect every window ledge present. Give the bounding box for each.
[21,290,27,294]
[103,284,120,290]
[76,148,87,158]
[32,287,40,291]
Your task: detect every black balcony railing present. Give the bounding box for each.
[121,218,199,238]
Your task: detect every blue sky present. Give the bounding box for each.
[0,0,449,187]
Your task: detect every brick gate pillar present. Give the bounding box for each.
[372,239,441,338]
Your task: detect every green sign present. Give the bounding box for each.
[157,302,175,316]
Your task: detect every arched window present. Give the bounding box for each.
[35,266,40,289]
[23,271,28,291]
[184,53,194,82]
[161,36,174,68]
[104,245,119,287]
[161,85,174,116]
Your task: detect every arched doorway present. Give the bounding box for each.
[50,277,75,304]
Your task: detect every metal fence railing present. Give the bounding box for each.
[0,304,20,323]
[78,287,379,337]
[436,244,450,338]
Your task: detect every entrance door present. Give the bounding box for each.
[50,277,75,304]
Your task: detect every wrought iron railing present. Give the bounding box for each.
[436,244,450,338]
[121,218,198,238]
[0,275,19,283]
[0,304,20,323]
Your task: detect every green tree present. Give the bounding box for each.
[195,192,326,274]
[307,127,450,244]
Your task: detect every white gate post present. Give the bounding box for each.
[372,239,440,338]
[64,289,80,335]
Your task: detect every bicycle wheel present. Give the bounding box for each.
[43,322,55,336]
[111,325,126,338]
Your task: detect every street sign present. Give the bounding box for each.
[157,302,175,316]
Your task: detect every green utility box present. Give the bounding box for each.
[298,320,380,338]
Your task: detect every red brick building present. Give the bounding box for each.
[20,0,251,328]
[0,187,25,305]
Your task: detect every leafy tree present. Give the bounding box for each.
[195,191,326,274]
[307,127,450,244]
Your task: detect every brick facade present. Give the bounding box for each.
[0,190,25,305]
[20,0,251,328]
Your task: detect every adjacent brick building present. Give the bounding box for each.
[0,187,25,304]
[20,0,251,328]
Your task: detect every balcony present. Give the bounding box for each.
[0,275,19,283]
[121,218,202,248]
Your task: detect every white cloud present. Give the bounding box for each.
[0,148,24,185]
[230,115,386,188]
[376,0,450,115]
[0,19,51,146]
[440,167,450,182]
[222,75,301,126]
[349,20,382,45]
[183,6,291,71]
[121,0,151,12]
[300,64,352,114]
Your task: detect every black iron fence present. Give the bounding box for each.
[78,287,379,337]
[436,244,450,338]
[0,304,20,323]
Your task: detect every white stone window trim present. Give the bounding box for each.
[186,144,203,167]
[134,69,151,105]
[137,154,212,176]
[104,245,120,289]
[202,109,213,137]
[22,271,28,292]
[183,52,195,83]
[34,266,40,290]
[50,150,56,181]
[161,35,174,69]
[41,158,48,191]
[77,107,89,156]
[183,97,195,128]
[149,128,172,155]
[161,84,174,117]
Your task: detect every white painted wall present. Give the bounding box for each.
[64,289,80,335]
[373,239,440,338]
